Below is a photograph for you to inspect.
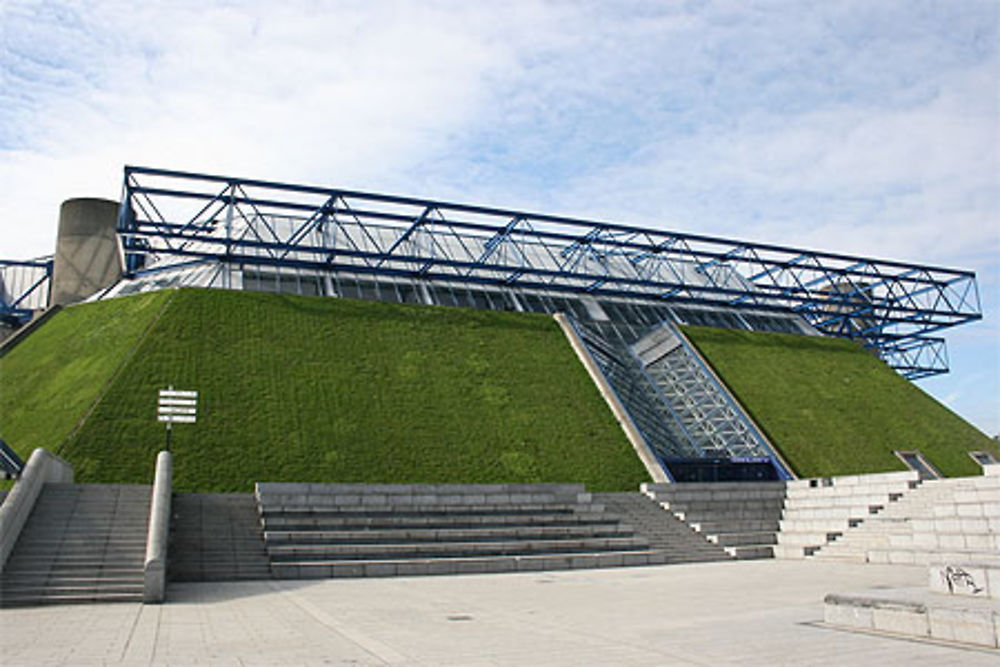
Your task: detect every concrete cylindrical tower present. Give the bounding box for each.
[51,198,122,306]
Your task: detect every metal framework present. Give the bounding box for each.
[0,258,52,326]
[116,166,982,378]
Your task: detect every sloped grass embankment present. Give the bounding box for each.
[2,289,645,492]
[1,290,173,455]
[683,326,998,478]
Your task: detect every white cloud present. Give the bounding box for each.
[0,0,557,254]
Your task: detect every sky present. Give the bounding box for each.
[1,0,998,435]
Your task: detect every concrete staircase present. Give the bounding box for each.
[594,493,732,563]
[811,469,1000,565]
[169,493,271,582]
[0,483,150,606]
[257,483,671,578]
[641,482,786,559]
[774,470,918,560]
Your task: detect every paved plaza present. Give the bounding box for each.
[2,559,997,666]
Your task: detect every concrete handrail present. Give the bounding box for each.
[0,448,74,573]
[143,450,172,603]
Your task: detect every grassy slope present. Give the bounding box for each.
[0,291,173,457]
[51,289,645,491]
[682,326,999,478]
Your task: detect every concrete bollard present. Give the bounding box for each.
[143,450,173,603]
[0,448,73,573]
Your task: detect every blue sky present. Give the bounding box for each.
[2,0,998,434]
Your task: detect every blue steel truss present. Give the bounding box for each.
[117,166,982,378]
[0,258,52,326]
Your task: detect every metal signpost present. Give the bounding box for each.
[157,387,198,450]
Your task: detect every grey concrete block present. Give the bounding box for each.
[824,599,874,629]
[330,563,364,578]
[363,562,397,577]
[396,561,429,577]
[870,604,929,637]
[622,552,649,567]
[928,606,996,647]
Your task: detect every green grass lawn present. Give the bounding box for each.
[0,290,173,455]
[6,288,646,491]
[682,326,999,478]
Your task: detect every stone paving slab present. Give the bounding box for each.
[3,560,1000,664]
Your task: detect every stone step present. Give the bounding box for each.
[672,508,784,522]
[785,494,903,508]
[810,551,867,562]
[658,499,781,512]
[925,503,1000,518]
[708,531,778,547]
[922,476,1000,488]
[867,548,1000,566]
[168,568,272,582]
[170,539,269,549]
[785,484,910,499]
[258,482,588,496]
[263,524,635,544]
[725,545,774,560]
[26,511,149,518]
[10,535,148,544]
[1,573,143,588]
[782,506,883,520]
[779,518,862,533]
[4,561,145,573]
[267,536,652,561]
[7,550,146,562]
[21,512,149,520]
[257,485,591,505]
[10,538,148,548]
[0,587,143,608]
[271,549,672,579]
[772,544,816,560]
[883,533,998,551]
[259,502,605,516]
[776,531,843,547]
[788,471,918,489]
[911,518,1000,533]
[689,519,780,534]
[261,512,617,530]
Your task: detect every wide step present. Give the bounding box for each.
[258,484,689,579]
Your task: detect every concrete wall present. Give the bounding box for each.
[51,198,122,306]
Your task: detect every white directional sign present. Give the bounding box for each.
[158,388,198,424]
